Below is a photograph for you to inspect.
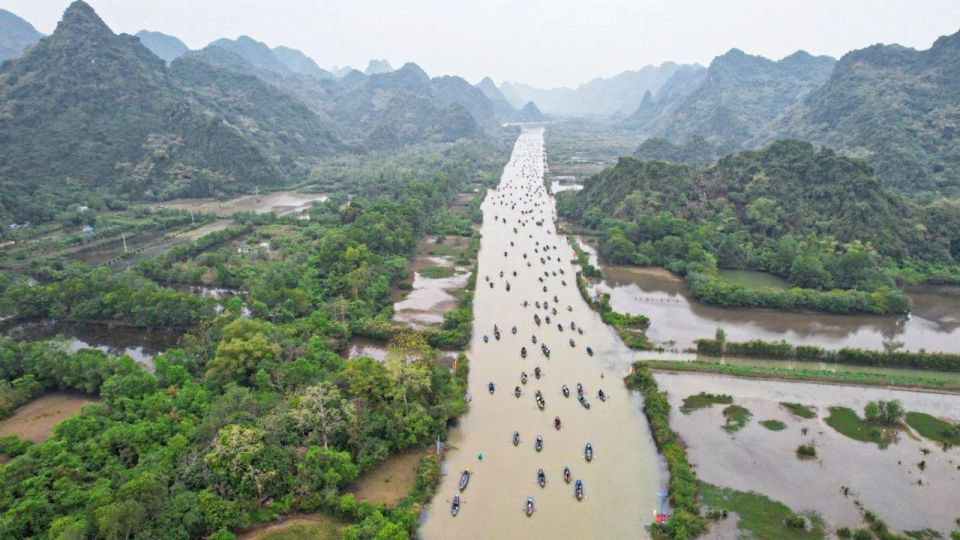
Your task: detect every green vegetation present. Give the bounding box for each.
[645,360,960,392]
[760,420,787,431]
[717,269,789,290]
[905,412,960,446]
[721,405,752,433]
[559,139,960,313]
[696,338,960,372]
[568,237,603,278]
[825,407,893,446]
[781,402,817,419]
[252,518,343,540]
[796,443,817,459]
[700,482,826,540]
[679,392,733,414]
[624,363,706,539]
[418,265,456,279]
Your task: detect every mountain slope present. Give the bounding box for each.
[0,8,44,61]
[0,1,338,221]
[476,76,515,120]
[364,59,393,75]
[631,50,835,146]
[135,30,188,63]
[761,30,960,194]
[273,46,334,80]
[500,63,692,117]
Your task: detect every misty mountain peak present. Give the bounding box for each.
[364,58,393,75]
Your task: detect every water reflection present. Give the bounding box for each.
[589,266,960,353]
[1,320,182,367]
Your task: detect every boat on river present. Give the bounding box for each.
[459,469,471,491]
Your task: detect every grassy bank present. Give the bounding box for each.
[624,363,706,539]
[644,360,960,392]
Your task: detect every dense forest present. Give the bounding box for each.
[559,140,960,313]
[0,124,506,537]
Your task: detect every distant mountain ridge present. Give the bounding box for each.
[135,30,188,64]
[760,29,960,194]
[627,49,835,147]
[0,8,44,61]
[500,63,695,117]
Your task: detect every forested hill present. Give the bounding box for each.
[560,140,960,298]
[135,30,188,64]
[760,29,960,195]
[626,49,835,147]
[0,1,340,222]
[0,8,43,61]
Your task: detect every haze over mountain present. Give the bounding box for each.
[627,49,835,146]
[760,29,960,194]
[0,1,499,222]
[0,8,44,61]
[500,62,692,118]
[364,59,393,75]
[135,30,188,64]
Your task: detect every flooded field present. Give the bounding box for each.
[420,127,663,539]
[341,338,388,361]
[0,393,99,443]
[153,191,328,217]
[236,514,345,540]
[589,265,960,353]
[550,179,583,193]
[349,447,428,506]
[1,320,182,367]
[656,372,960,535]
[392,236,472,328]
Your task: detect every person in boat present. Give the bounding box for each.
[563,466,572,483]
[535,389,542,401]
[452,494,461,516]
[523,300,528,307]
[575,480,584,500]
[512,326,518,334]
[514,385,521,398]
[585,443,593,461]
[506,282,511,291]
[569,338,575,347]
[576,383,583,395]
[545,315,551,324]
[531,335,537,344]
[499,270,504,277]
[554,416,561,430]
[562,385,570,397]
[570,321,576,330]
[597,389,606,401]
[557,323,563,332]
[521,371,528,384]
[520,347,527,358]
[544,301,549,309]
[488,382,495,394]
[551,307,557,315]
[586,346,593,356]
[483,335,489,343]
[460,469,471,491]
[489,282,494,288]
[578,328,583,335]
[534,367,541,379]
[535,435,543,451]
[525,497,535,516]
[553,295,558,303]
[512,431,520,445]
[537,469,546,487]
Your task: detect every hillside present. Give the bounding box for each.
[0,1,338,222]
[0,8,43,61]
[628,50,835,146]
[500,63,692,117]
[476,76,515,121]
[560,140,960,307]
[135,30,188,63]
[760,29,960,195]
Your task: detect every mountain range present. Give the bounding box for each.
[0,8,44,62]
[0,1,501,222]
[500,63,694,118]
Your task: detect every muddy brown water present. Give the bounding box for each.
[655,372,960,534]
[419,127,663,539]
[153,191,328,217]
[589,266,960,353]
[0,392,99,443]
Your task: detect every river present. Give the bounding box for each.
[587,263,960,354]
[419,127,663,538]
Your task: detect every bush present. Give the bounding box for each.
[785,514,806,529]
[796,443,816,458]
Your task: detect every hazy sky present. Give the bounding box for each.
[3,0,960,88]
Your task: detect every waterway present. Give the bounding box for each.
[419,127,663,539]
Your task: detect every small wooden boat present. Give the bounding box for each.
[586,346,593,356]
[531,335,537,344]
[513,431,520,446]
[488,382,495,394]
[537,398,545,410]
[483,335,489,343]
[537,468,546,488]
[597,389,606,402]
[562,385,570,398]
[579,395,590,409]
[514,386,521,398]
[575,480,584,500]
[525,497,535,516]
[534,367,541,379]
[563,467,572,483]
[569,339,575,347]
[554,416,561,430]
[452,494,461,516]
[557,323,563,332]
[521,347,527,358]
[535,436,543,452]
[459,469,471,491]
[585,443,593,462]
[512,326,517,334]
[521,372,528,385]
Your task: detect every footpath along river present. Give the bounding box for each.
[420,127,663,538]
